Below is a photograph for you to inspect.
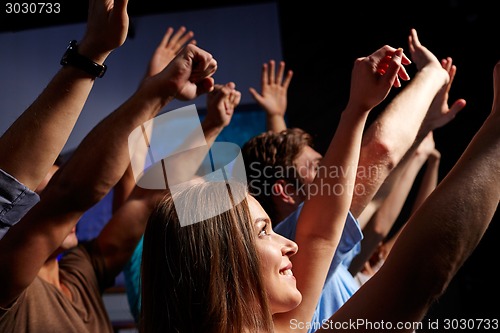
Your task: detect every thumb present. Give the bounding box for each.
[448,98,467,118]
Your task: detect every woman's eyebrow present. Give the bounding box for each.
[254,217,270,224]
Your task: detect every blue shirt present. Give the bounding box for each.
[0,169,40,239]
[274,203,363,332]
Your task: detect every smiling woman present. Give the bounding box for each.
[141,181,275,333]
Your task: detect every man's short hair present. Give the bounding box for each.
[241,128,313,223]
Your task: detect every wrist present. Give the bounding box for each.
[418,65,449,88]
[77,39,111,65]
[266,113,285,119]
[343,103,372,119]
[201,119,224,136]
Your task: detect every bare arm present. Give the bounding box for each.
[322,61,500,333]
[349,132,435,275]
[113,26,197,212]
[274,46,408,332]
[249,60,293,132]
[202,82,241,146]
[0,0,129,190]
[350,29,455,219]
[374,146,441,265]
[0,44,217,308]
[411,148,440,213]
[104,81,240,276]
[142,26,196,81]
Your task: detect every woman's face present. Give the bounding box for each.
[247,195,301,314]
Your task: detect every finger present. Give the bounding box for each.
[160,27,174,46]
[170,26,187,45]
[448,64,457,85]
[228,92,236,105]
[408,29,418,54]
[219,87,231,99]
[400,51,412,65]
[249,87,264,104]
[190,56,217,81]
[177,29,194,48]
[442,57,452,72]
[282,70,293,89]
[269,60,276,84]
[410,28,421,48]
[440,58,449,70]
[212,83,224,91]
[276,61,285,84]
[443,64,457,94]
[384,48,404,87]
[261,63,269,86]
[393,76,401,88]
[197,77,215,95]
[397,64,411,81]
[233,91,241,105]
[449,99,467,118]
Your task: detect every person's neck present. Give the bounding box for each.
[39,256,73,300]
[38,257,61,288]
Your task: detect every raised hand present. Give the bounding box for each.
[249,60,293,118]
[348,46,411,112]
[204,82,241,129]
[79,0,130,61]
[149,44,217,101]
[421,57,466,133]
[408,28,446,75]
[145,26,196,79]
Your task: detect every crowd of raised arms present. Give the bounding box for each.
[1,0,498,332]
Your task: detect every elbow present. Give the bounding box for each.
[361,137,398,174]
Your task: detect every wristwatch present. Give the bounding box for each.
[60,40,107,78]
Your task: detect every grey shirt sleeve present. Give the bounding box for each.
[0,169,40,239]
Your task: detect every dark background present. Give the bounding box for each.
[2,0,499,326]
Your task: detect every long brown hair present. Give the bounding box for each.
[140,181,273,333]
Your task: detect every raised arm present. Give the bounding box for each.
[104,81,239,277]
[324,61,500,333]
[0,44,217,308]
[372,145,441,271]
[249,60,293,132]
[350,29,460,219]
[411,148,440,213]
[202,81,241,145]
[274,46,409,332]
[113,26,196,212]
[0,0,129,191]
[349,132,436,275]
[142,26,196,80]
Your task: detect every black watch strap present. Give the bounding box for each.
[60,40,107,78]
